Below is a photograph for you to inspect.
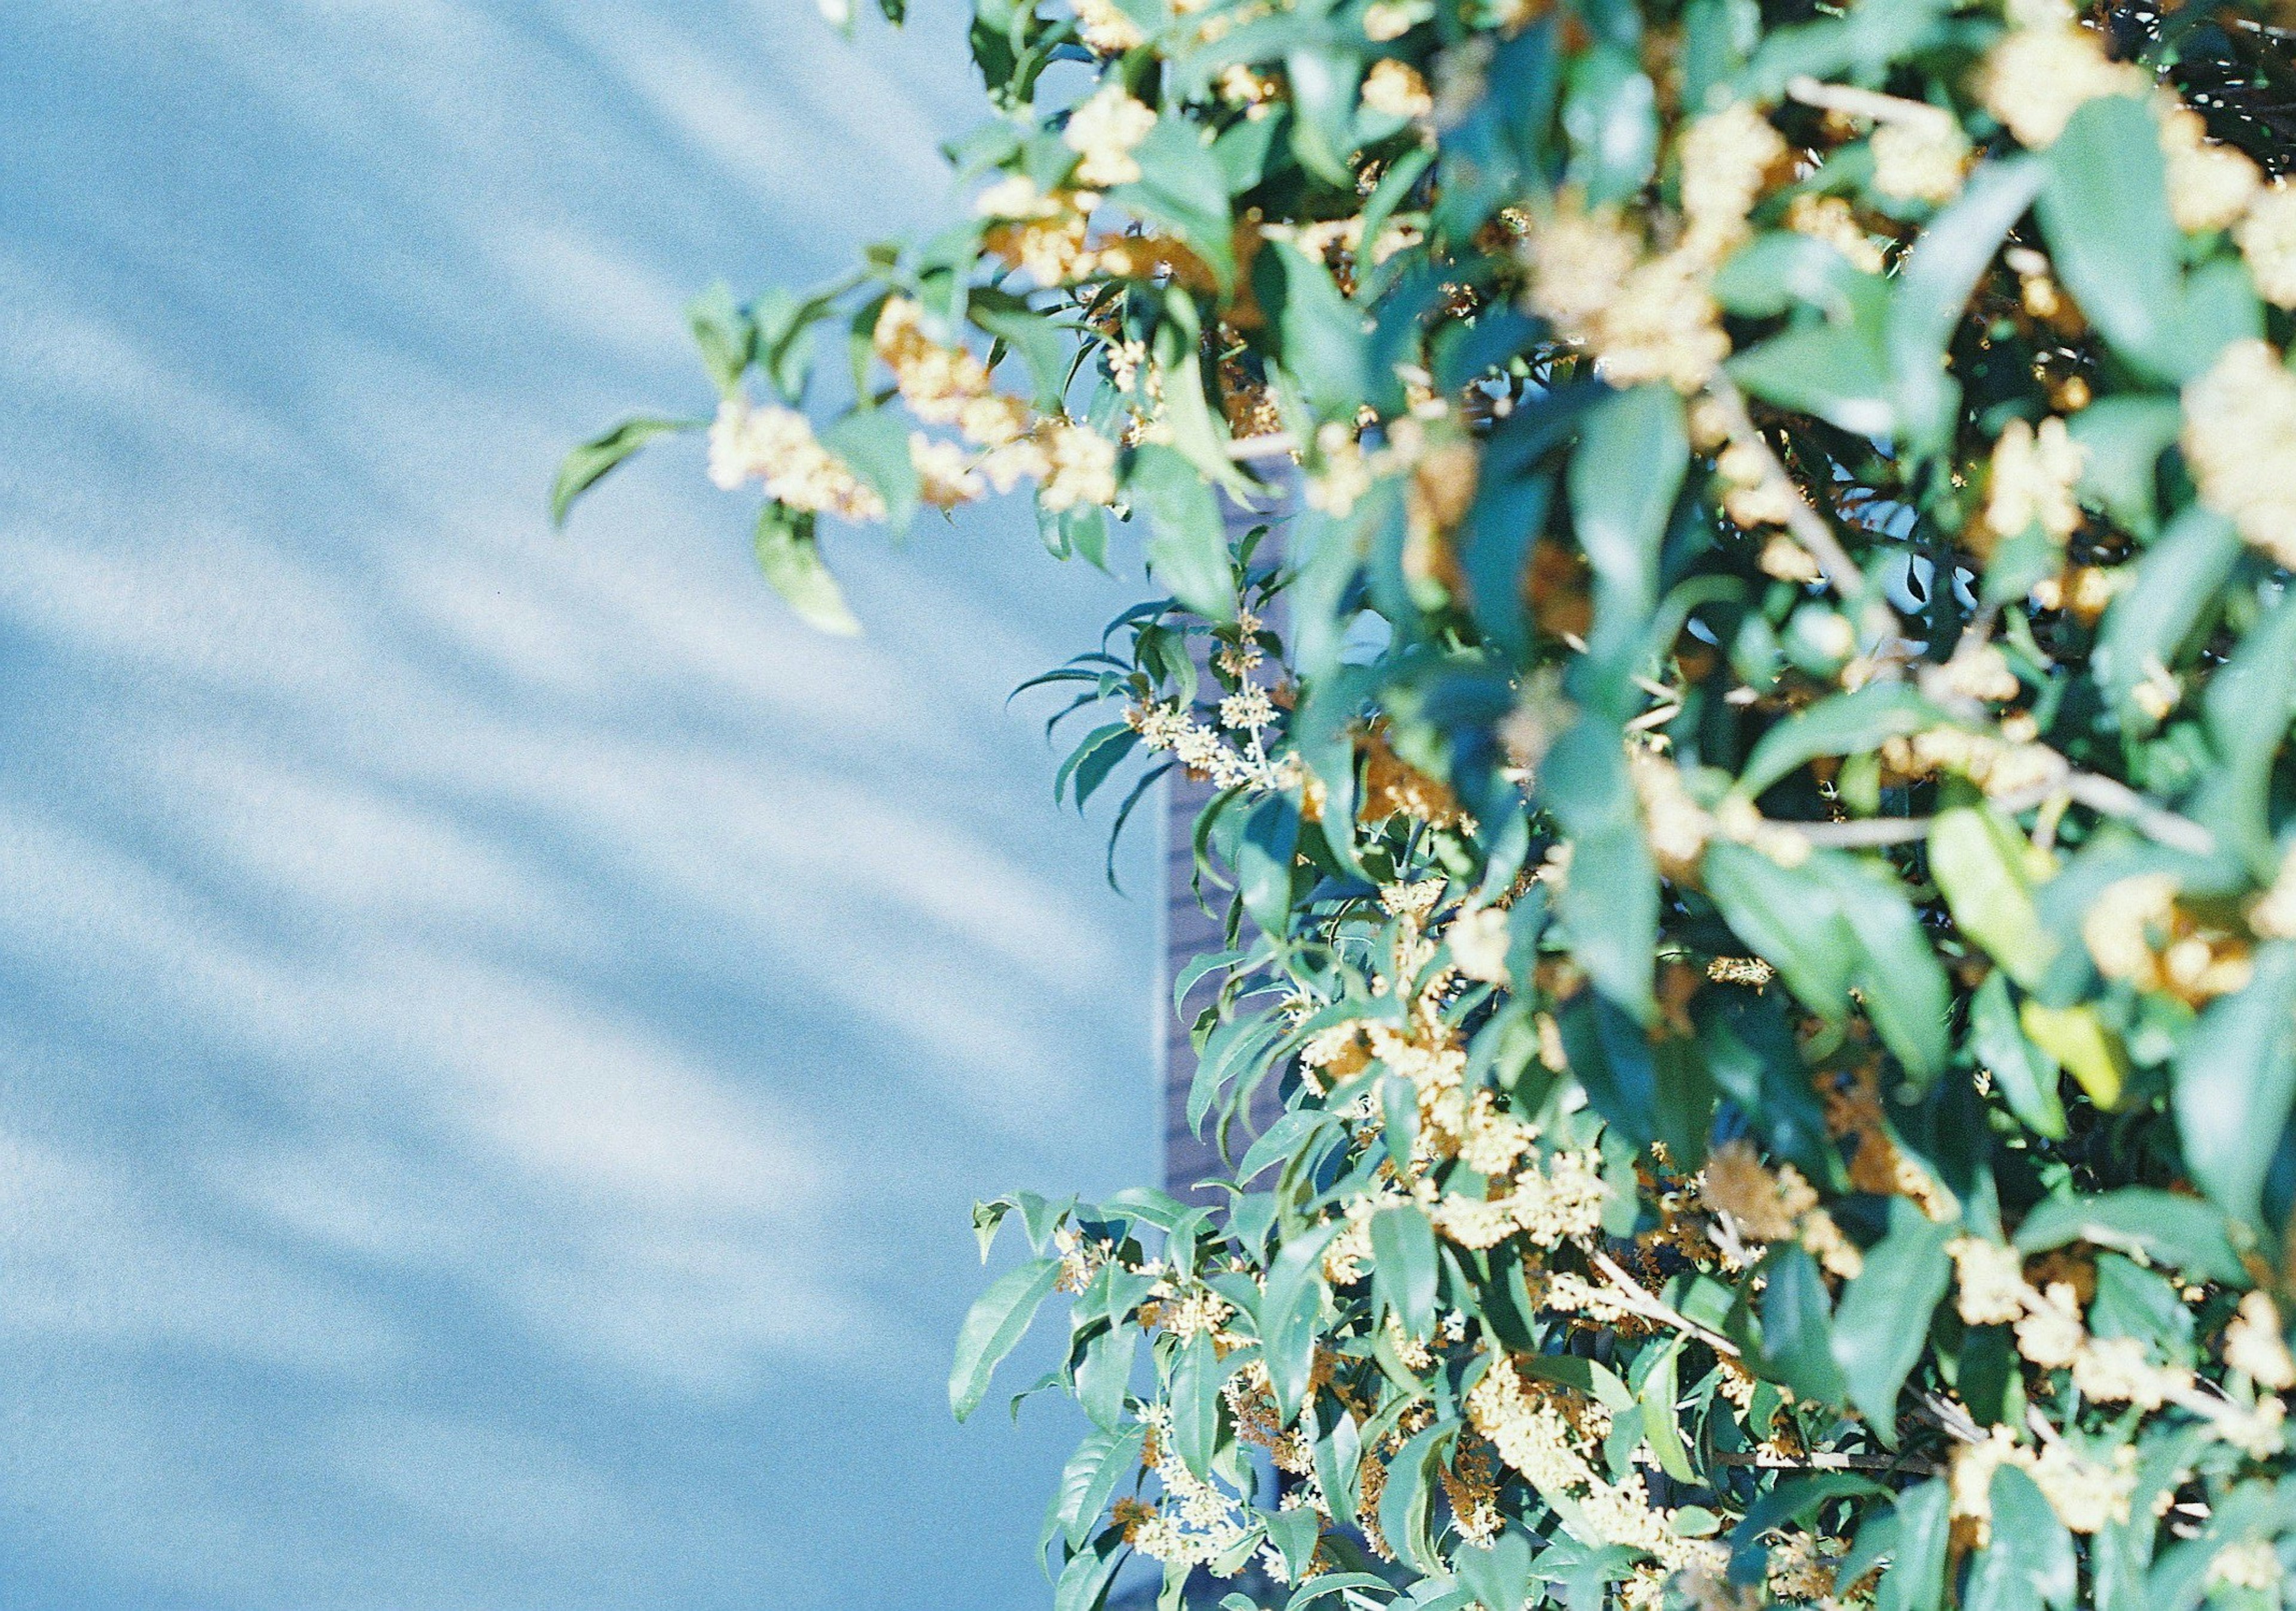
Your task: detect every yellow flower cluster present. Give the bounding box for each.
[1064,85,1158,187]
[1873,115,1972,203]
[1360,59,1433,121]
[873,296,1121,512]
[1981,415,2086,546]
[1700,1139,1864,1278]
[1950,1423,2139,1539]
[1070,0,1145,53]
[2082,872,2254,1007]
[1128,1403,1255,1567]
[2182,338,2296,567]
[1467,1356,1726,1572]
[2239,183,2296,308]
[706,399,888,521]
[1520,102,1780,394]
[1976,0,2144,151]
[1424,1145,1609,1249]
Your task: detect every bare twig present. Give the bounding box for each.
[1704,378,1881,619]
[1228,432,1301,463]
[1587,1247,1742,1358]
[1912,1392,1987,1446]
[1786,76,1960,130]
[1714,1450,1945,1475]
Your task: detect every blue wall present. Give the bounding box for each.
[0,4,1155,1604]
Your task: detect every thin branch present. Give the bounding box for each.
[1786,76,1959,130]
[1587,1247,1742,1358]
[1228,432,1301,463]
[1713,1450,1944,1475]
[1704,378,1882,620]
[1912,1392,1986,1446]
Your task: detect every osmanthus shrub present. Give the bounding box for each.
[558,0,2296,1602]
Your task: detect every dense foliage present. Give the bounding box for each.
[561,0,2296,1607]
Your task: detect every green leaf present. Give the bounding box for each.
[1113,117,1238,290]
[2068,396,2182,539]
[1128,444,1239,622]
[1806,851,1952,1083]
[2035,96,2184,383]
[2019,1001,2127,1110]
[1637,1340,1696,1483]
[2197,591,2296,876]
[1370,1204,1440,1341]
[969,292,1074,411]
[951,1256,1063,1421]
[550,415,702,528]
[823,405,920,531]
[688,281,756,395]
[2176,941,2296,1227]
[1567,384,1688,713]
[1971,971,2067,1139]
[1968,1465,2076,1611]
[1829,1198,1952,1432]
[1054,1423,1148,1549]
[1760,1244,1847,1405]
[1455,1529,1536,1611]
[1929,805,2054,989]
[1256,242,1370,424]
[2013,1188,2247,1284]
[1704,840,1856,1021]
[1877,1480,1952,1611]
[1053,1524,1129,1611]
[1562,46,1657,206]
[1727,320,1894,438]
[1077,1322,1138,1432]
[1238,793,1302,934]
[1263,1505,1322,1584]
[1543,717,1659,1020]
[1887,157,2046,457]
[1376,1419,1457,1575]
[1737,683,1953,800]
[755,506,862,636]
[2095,504,2242,728]
[1263,1223,1342,1422]
[1171,1330,1226,1479]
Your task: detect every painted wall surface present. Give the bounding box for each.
[0,4,1155,1606]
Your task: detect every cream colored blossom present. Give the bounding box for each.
[1949,1237,2031,1326]
[1447,904,1512,985]
[2160,100,2261,234]
[1071,0,1147,53]
[2251,844,2296,940]
[2183,339,2296,566]
[1800,1209,1865,1280]
[1977,22,2145,150]
[1363,1,1418,39]
[2083,872,2178,983]
[1678,102,1788,253]
[2237,182,2296,308]
[2015,1280,2087,1369]
[2032,1439,2138,1533]
[1064,85,1158,188]
[1872,116,1971,203]
[706,399,887,522]
[911,434,984,510]
[1303,420,1373,517]
[1040,420,1119,510]
[1129,1404,1254,1566]
[1629,748,1716,880]
[1983,416,2087,544]
[2227,1291,2296,1389]
[1700,1139,1816,1242]
[2212,1540,2285,1593]
[1785,193,1885,275]
[2071,1334,2186,1410]
[1361,58,1434,121]
[1218,686,1275,733]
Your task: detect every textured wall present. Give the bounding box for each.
[0,4,1155,1606]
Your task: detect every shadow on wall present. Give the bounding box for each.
[0,3,1153,1607]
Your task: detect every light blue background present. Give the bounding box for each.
[0,4,1156,1605]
